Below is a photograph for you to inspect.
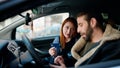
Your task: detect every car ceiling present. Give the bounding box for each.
[0,0,56,22]
[0,0,120,24]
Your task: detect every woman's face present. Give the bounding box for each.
[63,22,75,39]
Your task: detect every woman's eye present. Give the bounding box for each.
[66,26,69,29]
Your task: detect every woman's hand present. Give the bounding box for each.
[49,47,57,56]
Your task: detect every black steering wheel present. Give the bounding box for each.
[21,34,43,65]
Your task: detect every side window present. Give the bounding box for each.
[16,13,69,40]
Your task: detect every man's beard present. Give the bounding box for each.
[85,26,93,42]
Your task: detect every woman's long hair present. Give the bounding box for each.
[60,17,77,49]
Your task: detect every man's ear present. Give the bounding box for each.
[90,18,97,28]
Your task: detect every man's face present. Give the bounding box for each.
[77,16,93,41]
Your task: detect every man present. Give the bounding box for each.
[50,11,120,68]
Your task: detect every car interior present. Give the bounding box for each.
[0,0,120,68]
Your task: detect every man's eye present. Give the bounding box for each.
[79,23,82,27]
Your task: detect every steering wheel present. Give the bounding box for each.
[21,34,43,65]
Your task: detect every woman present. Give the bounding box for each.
[48,17,79,67]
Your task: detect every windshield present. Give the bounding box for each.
[16,13,69,40]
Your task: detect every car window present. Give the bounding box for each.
[16,13,69,40]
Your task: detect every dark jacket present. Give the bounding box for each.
[71,24,120,68]
[50,36,78,67]
[80,39,120,66]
